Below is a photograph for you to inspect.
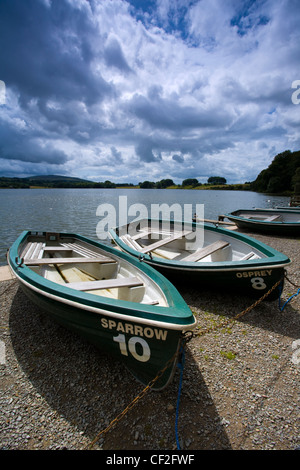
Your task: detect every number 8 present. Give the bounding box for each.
[251,277,267,290]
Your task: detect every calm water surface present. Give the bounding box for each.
[0,188,290,265]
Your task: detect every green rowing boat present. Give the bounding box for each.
[223,209,300,236]
[110,218,291,301]
[8,231,196,390]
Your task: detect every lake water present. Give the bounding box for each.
[0,187,290,265]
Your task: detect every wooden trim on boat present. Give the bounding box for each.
[24,257,116,265]
[140,230,193,254]
[181,240,230,262]
[195,217,236,226]
[120,230,193,254]
[66,276,144,291]
[43,246,73,252]
[240,251,257,260]
[264,215,281,222]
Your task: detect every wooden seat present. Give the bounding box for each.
[264,215,281,222]
[61,242,105,259]
[120,234,144,251]
[43,247,73,252]
[131,228,152,240]
[23,242,45,260]
[66,277,144,291]
[182,240,229,262]
[24,256,116,266]
[140,230,193,254]
[121,230,193,254]
[240,252,256,260]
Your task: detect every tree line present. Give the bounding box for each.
[139,176,227,188]
[249,150,300,194]
[0,175,227,189]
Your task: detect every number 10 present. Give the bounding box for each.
[113,334,151,362]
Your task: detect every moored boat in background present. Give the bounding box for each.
[221,209,300,236]
[275,206,300,211]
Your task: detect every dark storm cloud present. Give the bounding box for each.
[128,91,230,132]
[0,117,68,164]
[172,154,184,163]
[0,0,113,170]
[135,138,160,163]
[104,37,133,74]
[0,0,112,108]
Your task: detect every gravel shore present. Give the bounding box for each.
[0,229,299,451]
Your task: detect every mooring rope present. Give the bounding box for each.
[278,271,300,311]
[175,347,185,450]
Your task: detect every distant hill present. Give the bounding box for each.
[0,174,117,188]
[250,150,300,194]
[27,174,91,183]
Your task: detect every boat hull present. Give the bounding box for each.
[275,206,300,211]
[19,281,182,390]
[8,231,196,390]
[226,218,300,235]
[145,261,285,301]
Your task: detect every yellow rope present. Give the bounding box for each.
[85,275,285,449]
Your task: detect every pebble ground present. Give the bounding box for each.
[0,229,299,451]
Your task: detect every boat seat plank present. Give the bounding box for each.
[23,242,45,260]
[24,257,117,266]
[141,230,193,254]
[120,235,144,251]
[131,228,152,240]
[60,242,112,260]
[43,246,73,252]
[240,251,256,260]
[264,215,281,222]
[132,228,191,240]
[61,243,96,256]
[67,276,144,291]
[182,240,230,262]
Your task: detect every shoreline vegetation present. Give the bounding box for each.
[1,149,299,196]
[0,176,252,192]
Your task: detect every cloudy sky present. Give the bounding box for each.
[0,0,299,184]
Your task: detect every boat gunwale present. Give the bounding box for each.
[109,218,291,270]
[226,216,298,227]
